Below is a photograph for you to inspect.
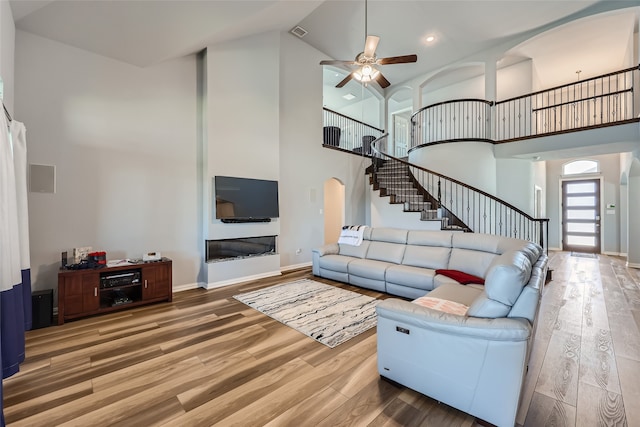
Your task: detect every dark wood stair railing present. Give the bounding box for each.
[370,134,549,251]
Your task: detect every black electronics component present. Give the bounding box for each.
[32,289,53,329]
[100,269,141,289]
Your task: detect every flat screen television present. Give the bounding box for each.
[214,176,279,222]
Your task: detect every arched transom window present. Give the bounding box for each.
[563,159,599,175]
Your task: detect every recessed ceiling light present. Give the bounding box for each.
[426,36,435,43]
[343,93,356,100]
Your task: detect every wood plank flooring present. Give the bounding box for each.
[4,252,640,426]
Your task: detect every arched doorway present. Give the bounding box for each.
[324,178,345,244]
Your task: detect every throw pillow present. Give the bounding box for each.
[435,269,485,285]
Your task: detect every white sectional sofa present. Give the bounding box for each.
[312,227,548,427]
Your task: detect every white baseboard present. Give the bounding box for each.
[280,262,312,272]
[549,247,562,252]
[626,261,640,269]
[177,264,310,292]
[202,270,282,290]
[172,282,202,293]
[603,251,622,257]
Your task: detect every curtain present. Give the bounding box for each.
[0,114,32,425]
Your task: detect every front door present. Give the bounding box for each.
[562,178,601,254]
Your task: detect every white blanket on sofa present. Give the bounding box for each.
[338,225,367,246]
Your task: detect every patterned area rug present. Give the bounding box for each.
[234,279,379,348]
[571,252,598,258]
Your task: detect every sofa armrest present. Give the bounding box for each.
[376,298,531,342]
[312,243,339,257]
[312,243,340,276]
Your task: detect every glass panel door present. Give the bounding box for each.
[562,178,600,253]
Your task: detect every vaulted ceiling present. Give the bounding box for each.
[10,0,640,90]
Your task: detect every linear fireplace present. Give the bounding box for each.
[206,236,277,262]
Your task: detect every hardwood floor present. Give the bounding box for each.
[4,252,640,426]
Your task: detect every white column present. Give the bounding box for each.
[485,58,498,140]
[627,158,640,268]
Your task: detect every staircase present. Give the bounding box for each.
[367,137,548,248]
[371,158,468,231]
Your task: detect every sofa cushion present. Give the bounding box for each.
[406,230,453,247]
[518,242,543,265]
[452,233,531,255]
[318,254,352,273]
[448,248,497,278]
[386,265,436,291]
[367,241,406,264]
[348,258,393,280]
[370,227,408,244]
[434,273,459,288]
[402,245,451,270]
[386,283,428,300]
[466,294,512,318]
[484,250,532,306]
[436,269,485,285]
[427,282,483,307]
[412,296,469,316]
[338,240,370,258]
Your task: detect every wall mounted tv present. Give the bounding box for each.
[214,176,279,223]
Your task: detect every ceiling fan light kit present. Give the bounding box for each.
[354,64,380,84]
[319,0,418,89]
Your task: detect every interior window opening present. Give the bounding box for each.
[563,159,599,176]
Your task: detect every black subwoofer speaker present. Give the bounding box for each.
[32,289,53,329]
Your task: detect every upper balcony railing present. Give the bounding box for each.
[408,64,639,148]
[411,99,493,149]
[495,65,639,142]
[323,108,384,155]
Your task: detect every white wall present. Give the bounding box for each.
[339,95,383,129]
[422,74,484,107]
[205,32,282,285]
[409,141,497,195]
[533,160,547,217]
[496,59,533,101]
[419,59,533,108]
[16,31,200,296]
[496,158,534,214]
[202,31,370,285]
[279,32,368,267]
[14,25,372,295]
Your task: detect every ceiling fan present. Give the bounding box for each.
[319,0,417,89]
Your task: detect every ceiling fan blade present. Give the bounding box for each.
[336,73,355,88]
[320,59,357,66]
[377,54,418,65]
[375,72,391,88]
[364,35,380,58]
